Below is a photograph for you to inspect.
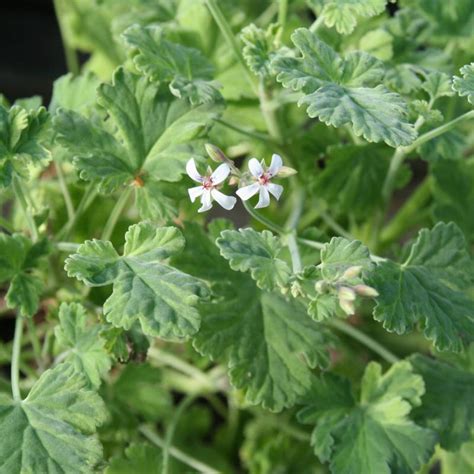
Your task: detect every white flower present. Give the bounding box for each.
[236,154,284,208]
[186,158,237,213]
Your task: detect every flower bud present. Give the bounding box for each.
[277,166,297,178]
[353,284,379,298]
[205,143,230,163]
[228,176,239,186]
[291,282,303,298]
[315,280,328,294]
[338,286,356,301]
[339,298,355,316]
[342,265,362,280]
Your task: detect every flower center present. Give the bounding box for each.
[203,177,213,190]
[258,173,271,185]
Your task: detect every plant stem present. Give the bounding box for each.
[320,210,354,240]
[214,118,276,144]
[258,81,283,143]
[287,232,302,273]
[326,319,399,364]
[57,182,98,241]
[53,0,80,75]
[162,394,196,474]
[278,0,288,30]
[380,177,432,246]
[11,315,24,401]
[12,176,39,242]
[27,319,44,372]
[204,0,257,94]
[0,215,14,233]
[55,242,81,252]
[148,347,219,392]
[309,14,325,32]
[55,161,75,221]
[140,426,219,474]
[298,237,325,250]
[243,201,285,234]
[101,188,131,241]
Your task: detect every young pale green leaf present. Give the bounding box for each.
[319,237,372,281]
[54,67,221,220]
[421,71,454,102]
[453,63,474,105]
[308,0,388,35]
[122,24,221,105]
[106,443,161,474]
[369,222,474,351]
[0,104,50,187]
[440,440,474,474]
[432,159,474,241]
[410,354,474,450]
[0,363,107,473]
[49,72,101,115]
[65,222,208,340]
[216,228,291,290]
[172,223,332,411]
[240,23,277,79]
[297,361,437,474]
[54,303,111,388]
[0,234,49,317]
[272,29,416,147]
[313,144,391,218]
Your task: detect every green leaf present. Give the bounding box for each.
[319,237,372,281]
[369,222,474,351]
[54,303,111,388]
[0,234,49,317]
[240,23,277,79]
[440,440,474,474]
[309,0,388,35]
[421,71,454,102]
[453,63,474,105]
[297,361,437,474]
[106,443,161,474]
[410,354,474,450]
[49,72,101,115]
[122,24,221,105]
[313,144,391,218]
[54,67,221,220]
[0,104,50,187]
[216,228,291,291]
[0,363,107,473]
[432,159,474,241]
[272,29,416,147]
[112,363,172,421]
[173,224,332,411]
[65,222,208,340]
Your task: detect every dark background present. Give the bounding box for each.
[0,0,66,103]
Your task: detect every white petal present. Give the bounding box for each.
[255,186,270,209]
[188,186,204,203]
[211,189,237,210]
[268,154,283,176]
[198,190,213,213]
[236,183,260,201]
[267,183,283,200]
[210,163,230,185]
[248,158,264,178]
[186,158,202,182]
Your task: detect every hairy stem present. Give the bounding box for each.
[55,242,81,253]
[53,0,80,75]
[258,81,283,143]
[55,161,75,221]
[326,319,399,364]
[12,176,39,242]
[278,0,288,31]
[101,188,131,241]
[243,201,286,234]
[27,319,44,372]
[140,426,219,474]
[11,315,24,401]
[204,0,257,93]
[214,118,276,144]
[162,394,197,474]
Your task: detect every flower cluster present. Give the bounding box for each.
[186,146,293,213]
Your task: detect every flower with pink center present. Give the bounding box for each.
[186,158,237,213]
[236,154,284,208]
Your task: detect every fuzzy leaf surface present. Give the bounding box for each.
[272,29,416,147]
[65,222,208,340]
[0,363,107,473]
[369,222,474,351]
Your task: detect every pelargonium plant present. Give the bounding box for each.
[0,0,474,473]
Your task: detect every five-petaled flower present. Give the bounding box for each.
[236,154,284,208]
[186,158,237,213]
